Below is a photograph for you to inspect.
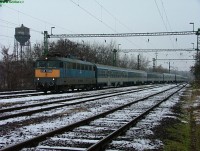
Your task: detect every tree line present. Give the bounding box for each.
[190,53,200,87]
[0,39,192,91]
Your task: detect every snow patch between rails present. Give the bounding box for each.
[0,85,181,150]
[109,89,183,150]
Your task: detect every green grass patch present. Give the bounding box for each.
[162,86,200,151]
[195,125,200,151]
[164,123,190,151]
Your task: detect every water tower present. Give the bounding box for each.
[14,24,31,60]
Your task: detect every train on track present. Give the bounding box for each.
[34,57,187,93]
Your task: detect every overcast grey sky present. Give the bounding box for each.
[0,0,200,71]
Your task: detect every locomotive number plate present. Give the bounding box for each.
[41,69,52,73]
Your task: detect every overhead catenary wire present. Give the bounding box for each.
[94,0,148,48]
[70,0,116,33]
[4,5,75,34]
[0,34,13,38]
[160,0,180,50]
[154,0,176,49]
[0,18,42,34]
[160,0,173,32]
[70,0,141,48]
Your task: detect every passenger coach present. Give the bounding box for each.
[34,56,187,93]
[95,64,147,88]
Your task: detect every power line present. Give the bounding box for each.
[94,0,133,32]
[154,0,175,48]
[4,5,75,34]
[0,34,13,38]
[160,0,179,51]
[0,24,15,29]
[70,0,141,48]
[0,18,18,26]
[160,0,173,32]
[94,1,161,48]
[0,18,41,34]
[154,0,168,33]
[70,0,116,33]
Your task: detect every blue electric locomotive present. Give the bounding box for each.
[35,57,96,92]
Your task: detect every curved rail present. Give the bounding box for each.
[0,85,159,120]
[87,85,185,151]
[0,84,185,151]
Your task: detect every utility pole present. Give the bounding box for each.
[137,54,140,70]
[113,49,117,66]
[155,51,158,67]
[51,27,55,35]
[196,28,200,61]
[190,22,194,32]
[153,58,156,72]
[169,62,170,73]
[44,31,49,57]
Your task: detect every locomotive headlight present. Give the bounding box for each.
[53,78,55,81]
[37,78,40,80]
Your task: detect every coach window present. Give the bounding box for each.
[70,63,73,69]
[81,64,85,70]
[77,63,80,70]
[85,65,87,70]
[72,63,76,69]
[89,66,92,71]
[67,62,72,69]
[105,71,108,77]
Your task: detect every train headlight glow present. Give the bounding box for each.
[53,78,55,81]
[37,78,40,80]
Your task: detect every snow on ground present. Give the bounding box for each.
[0,90,35,94]
[0,92,79,103]
[109,87,184,150]
[0,84,180,150]
[0,86,144,104]
[0,92,43,98]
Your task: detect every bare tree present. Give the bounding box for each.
[1,46,20,90]
[118,54,130,68]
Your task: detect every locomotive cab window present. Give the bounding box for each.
[36,61,61,68]
[36,61,46,68]
[48,61,59,68]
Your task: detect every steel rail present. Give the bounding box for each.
[0,85,157,114]
[0,84,181,151]
[0,92,43,100]
[87,84,186,151]
[0,85,159,120]
[0,90,36,96]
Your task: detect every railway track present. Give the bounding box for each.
[0,90,36,95]
[0,85,159,120]
[0,90,43,99]
[0,84,186,151]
